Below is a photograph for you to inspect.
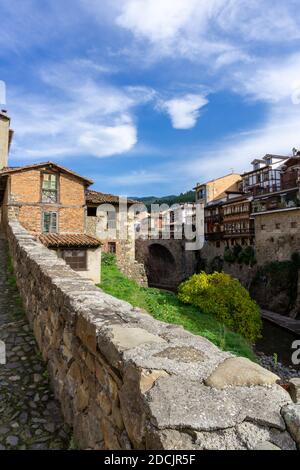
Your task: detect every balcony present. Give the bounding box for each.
[223,228,255,238]
[252,191,300,214]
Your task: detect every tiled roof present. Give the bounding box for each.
[0,161,93,185]
[39,233,101,249]
[86,190,138,205]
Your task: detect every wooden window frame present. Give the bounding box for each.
[108,242,117,254]
[61,249,87,271]
[41,171,60,204]
[42,211,58,233]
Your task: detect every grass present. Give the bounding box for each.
[98,255,257,361]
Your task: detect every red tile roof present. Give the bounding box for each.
[39,233,101,249]
[0,161,93,185]
[86,190,138,205]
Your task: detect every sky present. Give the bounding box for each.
[1,0,300,197]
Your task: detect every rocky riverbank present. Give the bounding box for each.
[257,351,299,383]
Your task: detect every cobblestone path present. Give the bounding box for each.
[0,233,71,450]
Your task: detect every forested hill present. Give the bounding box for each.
[132,191,195,209]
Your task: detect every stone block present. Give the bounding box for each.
[205,357,280,389]
[289,378,300,404]
[282,404,300,447]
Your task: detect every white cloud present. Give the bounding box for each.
[9,61,154,160]
[112,0,300,64]
[233,54,300,104]
[172,103,300,186]
[160,94,208,129]
[116,0,200,42]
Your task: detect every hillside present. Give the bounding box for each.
[133,191,196,209]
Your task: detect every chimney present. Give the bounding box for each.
[0,110,11,170]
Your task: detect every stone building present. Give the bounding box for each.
[86,190,148,286]
[0,160,102,283]
[0,110,13,171]
[251,156,300,264]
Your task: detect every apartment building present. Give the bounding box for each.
[201,152,300,265]
[194,173,241,204]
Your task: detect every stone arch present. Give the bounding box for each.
[145,243,177,289]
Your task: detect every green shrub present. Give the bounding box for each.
[178,271,262,343]
[224,247,236,263]
[209,256,224,273]
[238,246,256,266]
[101,252,117,266]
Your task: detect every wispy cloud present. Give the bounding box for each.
[9,61,155,160]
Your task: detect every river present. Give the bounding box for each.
[255,319,300,371]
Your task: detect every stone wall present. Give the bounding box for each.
[135,239,198,290]
[86,212,147,286]
[6,219,299,450]
[254,209,300,265]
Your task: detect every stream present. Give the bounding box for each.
[255,319,300,372]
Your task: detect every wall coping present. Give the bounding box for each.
[6,219,298,450]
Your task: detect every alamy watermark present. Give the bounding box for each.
[94,198,205,251]
[291,339,300,366]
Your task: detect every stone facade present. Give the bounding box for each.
[7,218,297,450]
[86,207,147,287]
[254,209,300,265]
[135,238,198,290]
[0,111,11,170]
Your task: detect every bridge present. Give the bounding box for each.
[135,238,199,290]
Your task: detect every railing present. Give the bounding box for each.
[223,228,255,236]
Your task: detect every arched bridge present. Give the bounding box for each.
[135,239,198,290]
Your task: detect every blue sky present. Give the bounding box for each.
[1,0,300,196]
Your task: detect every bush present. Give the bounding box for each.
[224,247,236,263]
[238,246,256,266]
[178,272,262,343]
[224,245,256,266]
[101,252,117,266]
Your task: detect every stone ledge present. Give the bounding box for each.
[5,219,297,450]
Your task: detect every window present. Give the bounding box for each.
[87,207,97,217]
[43,212,57,233]
[62,250,87,271]
[291,222,297,228]
[42,173,58,203]
[107,210,117,230]
[275,223,281,230]
[261,224,266,230]
[197,187,206,200]
[108,242,116,254]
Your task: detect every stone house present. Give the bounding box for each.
[0,161,102,283]
[85,190,148,286]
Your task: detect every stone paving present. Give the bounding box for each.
[0,233,71,450]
